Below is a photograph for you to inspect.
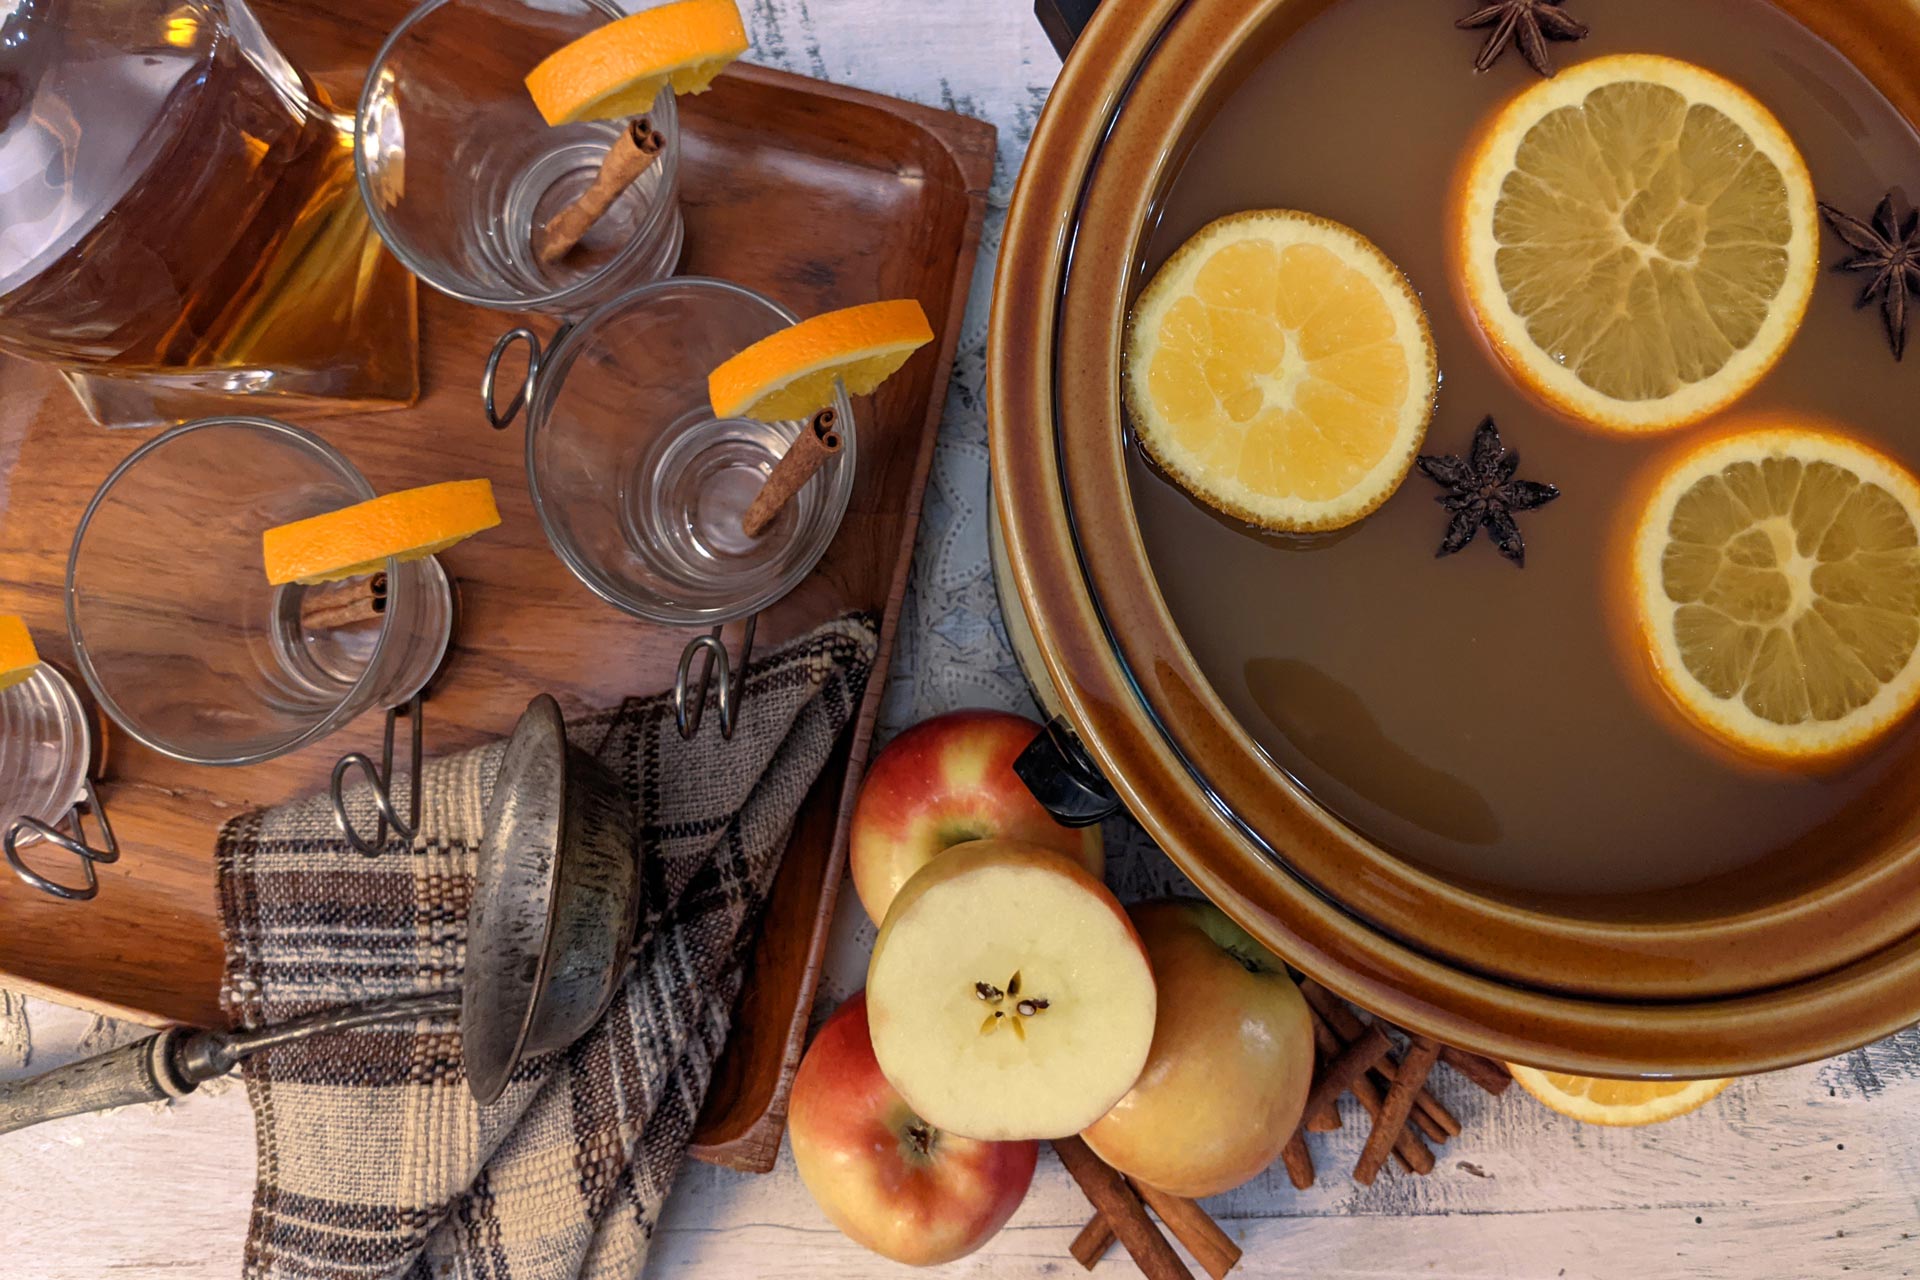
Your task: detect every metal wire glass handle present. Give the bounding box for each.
[5,778,120,902]
[674,616,756,741]
[482,327,541,430]
[329,695,425,857]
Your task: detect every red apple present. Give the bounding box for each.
[1081,899,1315,1197]
[788,991,1038,1266]
[849,709,1102,923]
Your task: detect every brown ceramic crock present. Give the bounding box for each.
[989,0,1920,1077]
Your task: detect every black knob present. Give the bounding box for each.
[1014,716,1123,828]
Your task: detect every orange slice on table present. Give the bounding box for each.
[1509,1064,1733,1127]
[0,615,41,693]
[525,0,749,126]
[263,479,502,586]
[1629,427,1920,766]
[1123,209,1439,533]
[1456,54,1818,434]
[709,298,935,421]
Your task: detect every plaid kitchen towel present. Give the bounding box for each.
[215,613,878,1280]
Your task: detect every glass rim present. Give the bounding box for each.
[65,415,406,768]
[353,0,681,312]
[521,276,858,626]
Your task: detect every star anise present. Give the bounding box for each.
[1818,191,1920,361]
[1456,0,1590,77]
[1415,418,1560,568]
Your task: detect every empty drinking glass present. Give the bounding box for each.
[1,661,117,901]
[483,277,854,734]
[356,0,684,313]
[66,418,453,768]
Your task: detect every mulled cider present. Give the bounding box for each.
[1125,0,1920,897]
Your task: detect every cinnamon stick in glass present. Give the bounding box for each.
[536,116,666,264]
[299,572,387,631]
[741,407,842,538]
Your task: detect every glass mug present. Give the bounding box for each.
[0,0,418,427]
[66,417,455,854]
[357,0,685,314]
[482,278,854,735]
[1,660,117,902]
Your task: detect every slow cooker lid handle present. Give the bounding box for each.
[1034,0,1100,58]
[1014,716,1124,828]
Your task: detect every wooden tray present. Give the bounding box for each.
[0,0,993,1175]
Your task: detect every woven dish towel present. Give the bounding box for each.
[215,613,878,1280]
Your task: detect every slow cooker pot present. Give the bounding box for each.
[989,0,1920,1076]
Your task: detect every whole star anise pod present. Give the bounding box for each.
[1456,0,1590,77]
[1415,418,1560,568]
[1819,191,1920,361]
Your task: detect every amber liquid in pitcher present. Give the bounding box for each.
[1130,0,1920,896]
[0,1,416,426]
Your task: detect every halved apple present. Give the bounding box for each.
[866,838,1156,1141]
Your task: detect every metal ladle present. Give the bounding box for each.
[0,694,640,1135]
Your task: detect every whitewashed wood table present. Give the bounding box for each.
[6,1,1920,1276]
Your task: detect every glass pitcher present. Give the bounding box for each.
[0,0,419,427]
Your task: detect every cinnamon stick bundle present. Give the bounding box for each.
[741,407,842,537]
[1052,1137,1192,1280]
[536,116,666,264]
[1068,1179,1242,1277]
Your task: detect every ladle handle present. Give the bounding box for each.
[1034,0,1099,57]
[0,1028,197,1137]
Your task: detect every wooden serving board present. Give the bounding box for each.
[0,0,993,1175]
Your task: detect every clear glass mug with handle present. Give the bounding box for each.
[1,656,117,902]
[357,0,686,314]
[65,418,456,857]
[0,0,418,427]
[483,277,854,736]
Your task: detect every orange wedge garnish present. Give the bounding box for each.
[708,298,934,421]
[263,480,501,586]
[525,0,748,126]
[0,616,40,692]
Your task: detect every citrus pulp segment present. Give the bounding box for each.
[1458,54,1818,433]
[1123,209,1438,532]
[1630,427,1920,765]
[1509,1064,1733,1126]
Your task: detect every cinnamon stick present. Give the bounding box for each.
[1303,1006,1346,1130]
[741,407,843,537]
[1131,1180,1242,1280]
[1302,1023,1390,1126]
[1280,1131,1316,1190]
[1440,1045,1514,1096]
[1354,1036,1443,1185]
[1051,1137,1192,1280]
[1302,980,1458,1138]
[1070,1214,1115,1270]
[536,116,666,264]
[299,572,387,631]
[1348,1069,1429,1175]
